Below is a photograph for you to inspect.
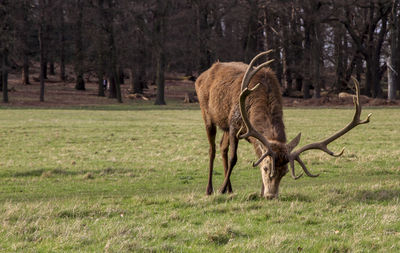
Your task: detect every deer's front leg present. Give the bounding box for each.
[219,130,238,194]
[220,131,233,193]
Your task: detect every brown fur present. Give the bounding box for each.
[196,62,286,140]
[195,61,288,196]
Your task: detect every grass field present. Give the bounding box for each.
[0,103,399,252]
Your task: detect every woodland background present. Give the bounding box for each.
[0,0,399,105]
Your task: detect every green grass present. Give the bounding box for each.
[0,104,399,252]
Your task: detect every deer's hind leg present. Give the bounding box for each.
[205,123,217,195]
[220,131,233,193]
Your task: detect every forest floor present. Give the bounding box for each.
[2,70,400,108]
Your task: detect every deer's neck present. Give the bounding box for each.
[247,101,286,144]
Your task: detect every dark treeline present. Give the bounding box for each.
[0,0,399,104]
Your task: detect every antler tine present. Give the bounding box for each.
[241,50,275,91]
[290,159,303,180]
[289,76,372,178]
[237,51,276,175]
[295,156,319,177]
[253,149,273,167]
[352,76,372,125]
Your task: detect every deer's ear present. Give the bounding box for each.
[287,133,301,152]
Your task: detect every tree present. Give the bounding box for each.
[388,0,400,100]
[243,0,260,63]
[132,8,148,94]
[0,0,11,102]
[2,0,397,104]
[1,49,9,103]
[153,0,169,105]
[20,0,31,85]
[39,0,46,102]
[339,1,391,97]
[59,1,67,82]
[104,0,122,102]
[74,0,86,90]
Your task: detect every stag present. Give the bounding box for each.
[195,51,371,199]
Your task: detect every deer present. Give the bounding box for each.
[195,51,371,199]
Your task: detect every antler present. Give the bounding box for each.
[289,77,372,179]
[237,50,276,176]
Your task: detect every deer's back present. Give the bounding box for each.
[195,61,283,135]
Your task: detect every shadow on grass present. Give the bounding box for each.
[280,193,313,202]
[354,189,400,203]
[13,169,85,177]
[12,167,133,178]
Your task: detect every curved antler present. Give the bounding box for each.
[289,76,372,179]
[237,50,276,176]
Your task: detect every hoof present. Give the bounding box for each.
[218,186,227,194]
[227,182,233,193]
[264,193,278,199]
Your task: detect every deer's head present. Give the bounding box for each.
[239,51,371,199]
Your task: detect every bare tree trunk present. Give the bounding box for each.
[373,12,388,98]
[154,0,167,105]
[108,78,116,98]
[364,56,373,97]
[334,24,345,91]
[302,20,312,99]
[355,54,362,83]
[39,0,45,102]
[42,21,49,80]
[96,41,105,97]
[344,54,359,87]
[22,54,30,85]
[21,0,30,85]
[111,68,122,103]
[388,56,396,100]
[106,0,122,102]
[2,49,8,103]
[96,51,106,97]
[290,6,304,93]
[263,7,283,83]
[395,2,400,96]
[389,0,400,99]
[195,1,212,72]
[132,65,146,94]
[97,71,105,97]
[281,4,295,95]
[95,0,106,97]
[75,0,85,91]
[112,58,122,103]
[155,50,166,105]
[59,2,66,82]
[130,68,135,93]
[60,44,66,82]
[49,61,55,75]
[281,47,289,93]
[312,21,322,98]
[243,0,259,63]
[118,67,124,84]
[107,31,122,102]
